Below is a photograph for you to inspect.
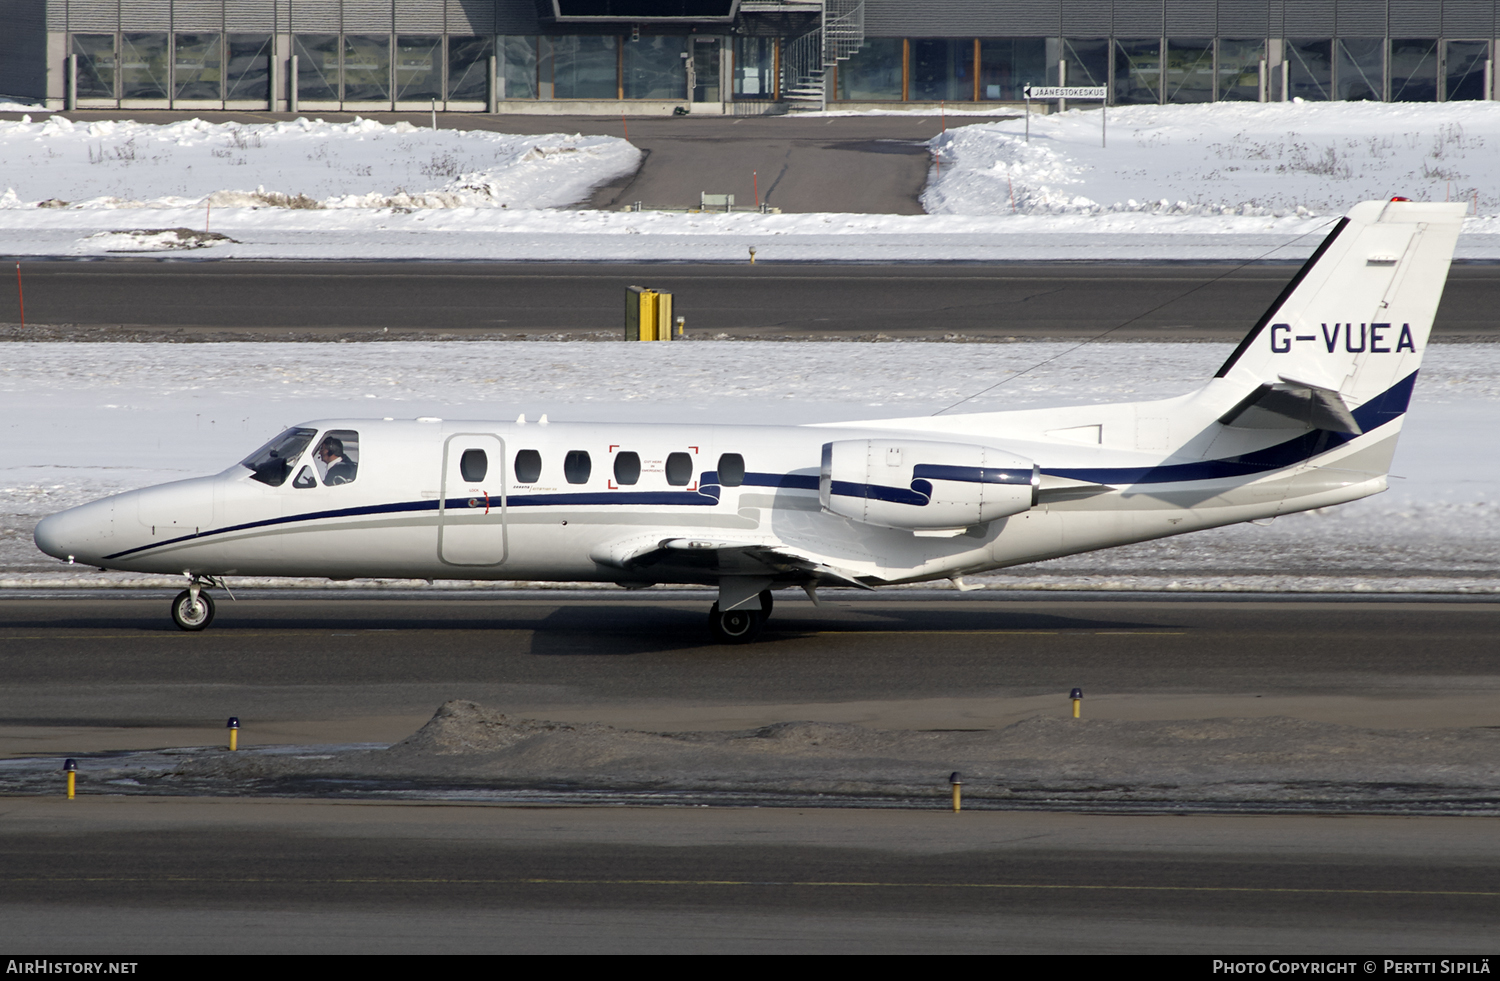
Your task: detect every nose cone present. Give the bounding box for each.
[34,498,116,564]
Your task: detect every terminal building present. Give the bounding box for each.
[1,1,1496,113]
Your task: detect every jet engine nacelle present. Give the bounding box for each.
[819,439,1038,532]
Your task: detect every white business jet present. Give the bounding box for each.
[34,199,1464,641]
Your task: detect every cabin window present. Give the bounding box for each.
[460,448,488,482]
[292,466,317,489]
[716,453,745,487]
[665,452,693,487]
[314,430,360,485]
[514,449,542,483]
[564,450,592,484]
[613,451,641,485]
[241,427,317,487]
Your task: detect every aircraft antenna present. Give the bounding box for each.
[931,218,1341,415]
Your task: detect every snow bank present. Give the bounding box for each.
[0,115,640,210]
[3,103,1500,260]
[925,100,1500,218]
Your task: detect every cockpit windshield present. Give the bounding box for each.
[240,427,318,487]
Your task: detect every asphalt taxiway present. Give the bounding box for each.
[6,260,1500,342]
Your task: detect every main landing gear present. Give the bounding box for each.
[707,590,774,644]
[171,576,225,631]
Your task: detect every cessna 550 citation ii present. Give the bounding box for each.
[35,199,1464,642]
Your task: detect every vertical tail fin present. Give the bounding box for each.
[1214,200,1465,428]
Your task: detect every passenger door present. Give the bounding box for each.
[438,433,507,567]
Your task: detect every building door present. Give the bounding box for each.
[438,433,507,567]
[692,38,721,102]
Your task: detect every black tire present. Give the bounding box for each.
[758,590,774,618]
[708,602,764,644]
[171,589,215,631]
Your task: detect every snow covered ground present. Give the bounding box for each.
[2,339,1494,591]
[3,103,1500,259]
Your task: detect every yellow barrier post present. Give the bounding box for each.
[949,771,962,812]
[1070,687,1083,719]
[227,716,239,751]
[624,286,677,341]
[64,758,76,799]
[656,291,673,340]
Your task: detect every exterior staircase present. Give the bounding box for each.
[780,0,865,112]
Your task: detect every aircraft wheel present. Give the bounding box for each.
[708,602,764,644]
[171,589,215,631]
[758,590,774,618]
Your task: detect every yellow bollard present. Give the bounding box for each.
[64,758,76,799]
[949,771,962,812]
[748,246,757,265]
[227,716,239,751]
[1071,687,1083,719]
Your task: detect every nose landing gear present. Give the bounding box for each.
[171,576,226,631]
[707,590,774,644]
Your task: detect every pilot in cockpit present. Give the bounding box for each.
[315,436,357,485]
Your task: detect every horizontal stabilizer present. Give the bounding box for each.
[1218,377,1363,434]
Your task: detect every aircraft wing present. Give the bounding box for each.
[594,536,874,589]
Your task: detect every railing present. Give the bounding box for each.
[823,0,865,62]
[776,0,865,111]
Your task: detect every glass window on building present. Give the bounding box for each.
[1336,39,1383,100]
[395,36,441,101]
[1114,39,1162,104]
[1389,40,1437,101]
[294,35,340,101]
[1217,39,1264,101]
[344,35,391,101]
[1445,40,1491,100]
[1165,38,1213,102]
[72,34,116,99]
[734,36,776,98]
[1060,38,1109,88]
[225,35,272,102]
[121,33,169,100]
[551,36,618,99]
[909,39,975,101]
[624,35,687,99]
[836,38,902,100]
[454,36,500,100]
[979,38,1049,101]
[174,34,222,101]
[1286,39,1333,101]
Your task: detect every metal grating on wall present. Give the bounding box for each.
[395,0,446,31]
[66,0,120,31]
[999,0,1064,35]
[1444,0,1495,35]
[1112,0,1163,35]
[1165,0,1216,35]
[448,0,496,34]
[1059,0,1112,36]
[1337,0,1386,36]
[1218,0,1269,36]
[1283,1,1336,35]
[173,0,225,32]
[120,0,169,29]
[342,0,393,31]
[226,1,278,31]
[1388,0,1439,35]
[288,0,341,32]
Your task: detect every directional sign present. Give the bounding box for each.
[1024,85,1107,99]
